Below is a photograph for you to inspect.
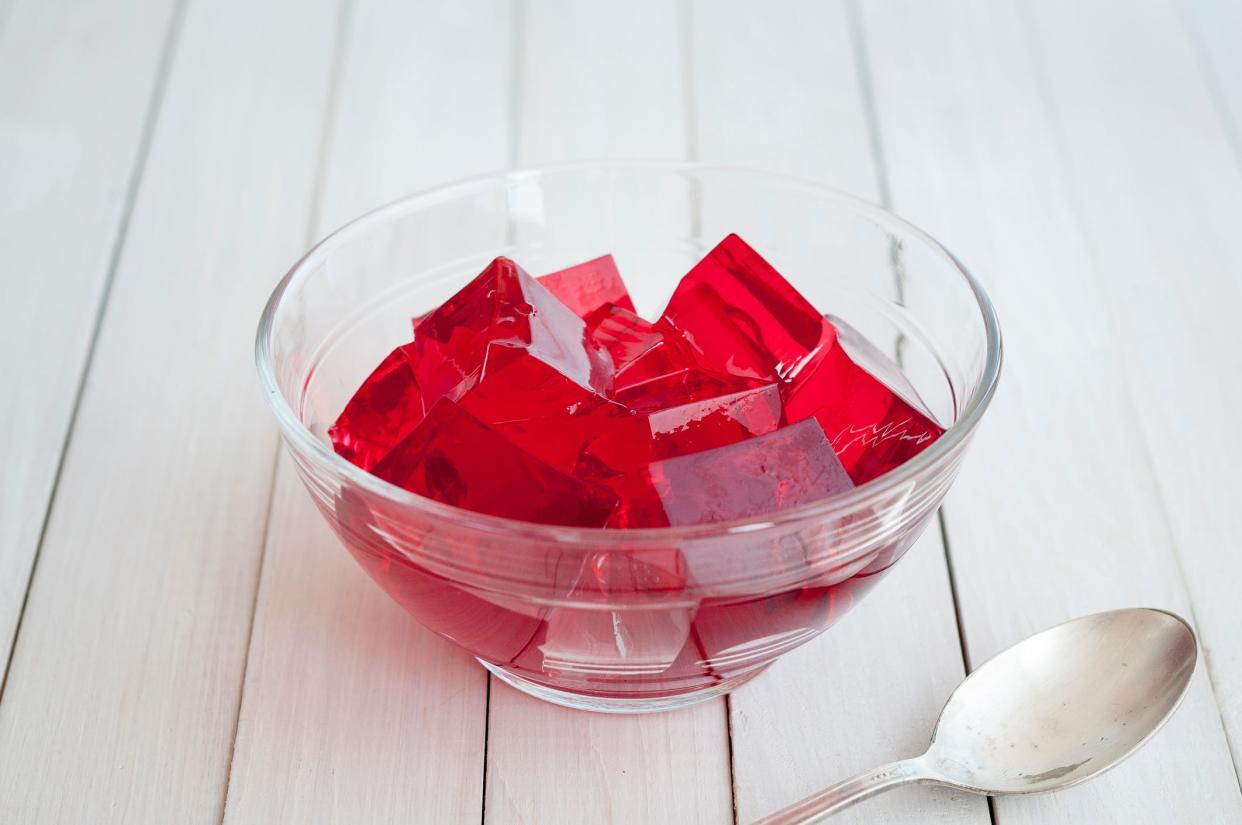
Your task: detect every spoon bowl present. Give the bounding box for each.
[755,608,1198,824]
[926,608,1197,794]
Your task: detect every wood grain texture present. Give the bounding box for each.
[690,3,988,823]
[516,0,688,163]
[0,0,341,821]
[223,2,514,822]
[482,4,734,823]
[1181,0,1242,162]
[1025,0,1242,779]
[0,0,178,678]
[858,0,1242,820]
[487,697,732,825]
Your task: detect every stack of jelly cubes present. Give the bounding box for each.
[329,234,944,528]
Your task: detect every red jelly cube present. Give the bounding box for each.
[328,343,424,471]
[784,320,944,484]
[540,548,692,677]
[454,354,633,472]
[661,234,943,484]
[412,256,627,471]
[608,418,854,528]
[827,314,934,418]
[647,382,783,455]
[372,399,617,527]
[537,254,636,319]
[585,303,663,369]
[412,256,613,405]
[589,304,760,412]
[660,233,823,381]
[578,383,784,477]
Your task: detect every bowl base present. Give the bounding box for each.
[478,659,770,714]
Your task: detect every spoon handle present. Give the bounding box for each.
[750,758,930,824]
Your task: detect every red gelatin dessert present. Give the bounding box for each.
[660,233,824,381]
[588,304,761,412]
[785,320,942,483]
[321,236,955,701]
[536,253,635,319]
[328,343,423,471]
[412,256,630,472]
[540,548,693,677]
[330,235,945,527]
[607,418,854,528]
[372,399,617,527]
[826,313,933,418]
[660,234,944,484]
[411,256,613,404]
[577,383,783,476]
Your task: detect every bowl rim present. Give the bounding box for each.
[256,159,1002,545]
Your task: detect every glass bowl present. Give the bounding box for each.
[256,161,1001,713]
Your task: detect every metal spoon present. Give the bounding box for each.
[753,608,1197,824]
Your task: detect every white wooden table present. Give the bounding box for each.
[3,1,1241,822]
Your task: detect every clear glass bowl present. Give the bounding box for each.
[256,161,1001,713]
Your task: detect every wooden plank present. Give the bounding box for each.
[1025,0,1242,779]
[858,0,1242,821]
[0,1,342,822]
[482,3,734,824]
[487,698,732,825]
[222,2,514,822]
[515,0,688,162]
[0,0,178,679]
[690,3,989,823]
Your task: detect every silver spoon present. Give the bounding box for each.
[754,608,1197,824]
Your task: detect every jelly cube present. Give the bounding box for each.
[412,256,626,471]
[455,354,633,472]
[589,304,760,412]
[412,256,613,405]
[372,399,617,527]
[541,548,692,677]
[661,234,943,484]
[608,418,854,528]
[647,382,783,455]
[578,383,784,477]
[537,254,636,319]
[328,343,424,471]
[660,234,823,381]
[784,320,944,484]
[827,314,934,418]
[585,303,664,370]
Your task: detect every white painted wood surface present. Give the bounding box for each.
[0,0,178,682]
[2,1,1241,823]
[0,0,340,821]
[1181,0,1242,153]
[1025,0,1242,775]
